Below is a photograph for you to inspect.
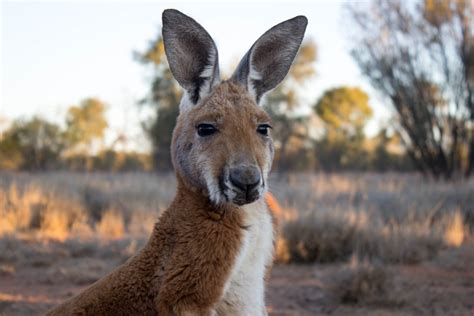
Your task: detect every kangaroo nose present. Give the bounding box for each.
[229,165,261,192]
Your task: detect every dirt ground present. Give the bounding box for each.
[266,245,474,316]
[0,238,473,316]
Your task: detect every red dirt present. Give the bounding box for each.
[1,242,473,315]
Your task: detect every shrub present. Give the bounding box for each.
[328,257,392,305]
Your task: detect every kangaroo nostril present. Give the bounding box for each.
[229,165,261,192]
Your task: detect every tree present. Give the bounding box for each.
[313,86,373,170]
[264,41,317,171]
[0,117,65,170]
[315,87,373,138]
[0,134,24,171]
[346,0,473,178]
[371,128,414,171]
[135,35,182,170]
[65,98,108,154]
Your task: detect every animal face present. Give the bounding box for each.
[162,9,307,206]
[172,82,274,205]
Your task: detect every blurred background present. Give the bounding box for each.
[1,0,473,315]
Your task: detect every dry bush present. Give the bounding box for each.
[0,172,166,241]
[38,207,70,241]
[0,184,41,235]
[271,173,474,264]
[37,194,87,241]
[277,207,453,264]
[96,210,125,239]
[274,236,291,263]
[328,257,393,305]
[0,182,93,241]
[0,172,472,265]
[443,210,466,247]
[281,211,356,263]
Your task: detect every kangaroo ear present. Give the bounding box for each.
[231,16,307,104]
[162,9,220,110]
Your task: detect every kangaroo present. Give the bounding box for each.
[47,9,307,315]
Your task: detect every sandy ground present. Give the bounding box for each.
[0,238,473,316]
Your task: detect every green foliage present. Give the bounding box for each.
[60,151,152,172]
[136,35,182,170]
[65,98,108,151]
[0,117,65,170]
[314,135,368,171]
[0,134,24,170]
[92,150,152,172]
[147,103,179,170]
[312,86,375,171]
[264,40,317,171]
[315,86,373,138]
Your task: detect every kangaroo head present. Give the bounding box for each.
[162,9,307,206]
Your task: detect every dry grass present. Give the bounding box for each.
[0,172,173,242]
[328,256,393,305]
[271,173,473,264]
[0,171,472,265]
[443,210,466,247]
[95,210,125,239]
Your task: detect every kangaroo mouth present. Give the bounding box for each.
[231,190,260,206]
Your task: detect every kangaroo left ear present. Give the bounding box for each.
[231,16,308,105]
[162,9,220,111]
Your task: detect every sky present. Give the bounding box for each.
[1,0,390,150]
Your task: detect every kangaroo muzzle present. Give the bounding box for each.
[228,164,262,205]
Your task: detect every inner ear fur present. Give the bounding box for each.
[231,15,308,104]
[162,9,220,108]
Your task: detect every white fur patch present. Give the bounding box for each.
[179,92,194,112]
[200,50,217,79]
[215,198,274,315]
[262,155,272,184]
[247,63,262,103]
[223,178,237,202]
[198,50,220,100]
[180,50,220,112]
[203,164,223,205]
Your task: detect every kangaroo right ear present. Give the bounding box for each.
[162,9,220,111]
[231,16,308,105]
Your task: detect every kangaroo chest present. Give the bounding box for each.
[216,199,274,315]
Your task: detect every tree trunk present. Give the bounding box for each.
[466,129,474,177]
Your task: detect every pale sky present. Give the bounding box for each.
[1,0,389,150]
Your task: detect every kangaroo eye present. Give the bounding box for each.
[197,123,218,137]
[257,124,272,136]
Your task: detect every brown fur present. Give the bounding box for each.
[47,81,275,315]
[171,82,273,196]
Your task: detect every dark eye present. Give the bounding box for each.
[257,124,272,136]
[197,123,218,137]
